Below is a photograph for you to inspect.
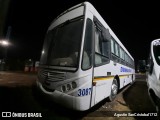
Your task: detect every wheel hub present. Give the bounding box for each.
[112,83,117,95]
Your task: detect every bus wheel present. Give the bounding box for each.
[130,74,134,85]
[108,79,118,101]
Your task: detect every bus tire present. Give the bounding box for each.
[130,74,134,85]
[108,79,118,101]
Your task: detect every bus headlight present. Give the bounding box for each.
[72,82,77,89]
[61,81,77,93]
[67,84,72,91]
[62,85,66,92]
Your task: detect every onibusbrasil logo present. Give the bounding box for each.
[2,112,42,118]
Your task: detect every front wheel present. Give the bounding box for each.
[130,74,134,85]
[108,79,118,101]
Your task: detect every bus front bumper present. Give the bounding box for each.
[36,80,90,111]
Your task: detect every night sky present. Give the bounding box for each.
[4,0,160,64]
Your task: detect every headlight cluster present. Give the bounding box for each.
[61,81,77,92]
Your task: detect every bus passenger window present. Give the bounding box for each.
[115,42,119,57]
[94,27,110,66]
[95,28,102,65]
[111,39,115,54]
[120,48,125,60]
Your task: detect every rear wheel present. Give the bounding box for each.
[130,74,134,85]
[108,79,118,101]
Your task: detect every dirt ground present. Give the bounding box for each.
[0,72,159,120]
[83,81,157,120]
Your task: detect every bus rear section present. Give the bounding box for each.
[146,39,160,112]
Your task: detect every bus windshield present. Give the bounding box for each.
[40,18,84,68]
[153,45,160,65]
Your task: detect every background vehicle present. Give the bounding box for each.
[137,60,146,73]
[36,2,135,111]
[146,39,160,112]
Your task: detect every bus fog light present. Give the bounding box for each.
[62,85,66,92]
[72,82,77,89]
[67,84,71,91]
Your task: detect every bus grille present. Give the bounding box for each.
[39,70,66,82]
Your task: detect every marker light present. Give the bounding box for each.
[72,82,77,89]
[67,84,71,91]
[62,85,66,92]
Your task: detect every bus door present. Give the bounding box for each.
[92,19,111,105]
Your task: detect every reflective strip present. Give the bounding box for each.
[93,74,133,82]
[93,76,114,82]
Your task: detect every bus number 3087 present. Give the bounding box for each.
[78,88,92,96]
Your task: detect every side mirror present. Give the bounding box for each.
[102,28,111,42]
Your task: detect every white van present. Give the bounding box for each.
[146,39,160,112]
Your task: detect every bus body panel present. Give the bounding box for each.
[93,61,134,104]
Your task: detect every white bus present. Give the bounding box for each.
[146,39,160,112]
[36,2,135,111]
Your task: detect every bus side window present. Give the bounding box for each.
[95,28,102,65]
[82,19,93,70]
[94,26,110,66]
[111,39,115,54]
[115,42,119,57]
